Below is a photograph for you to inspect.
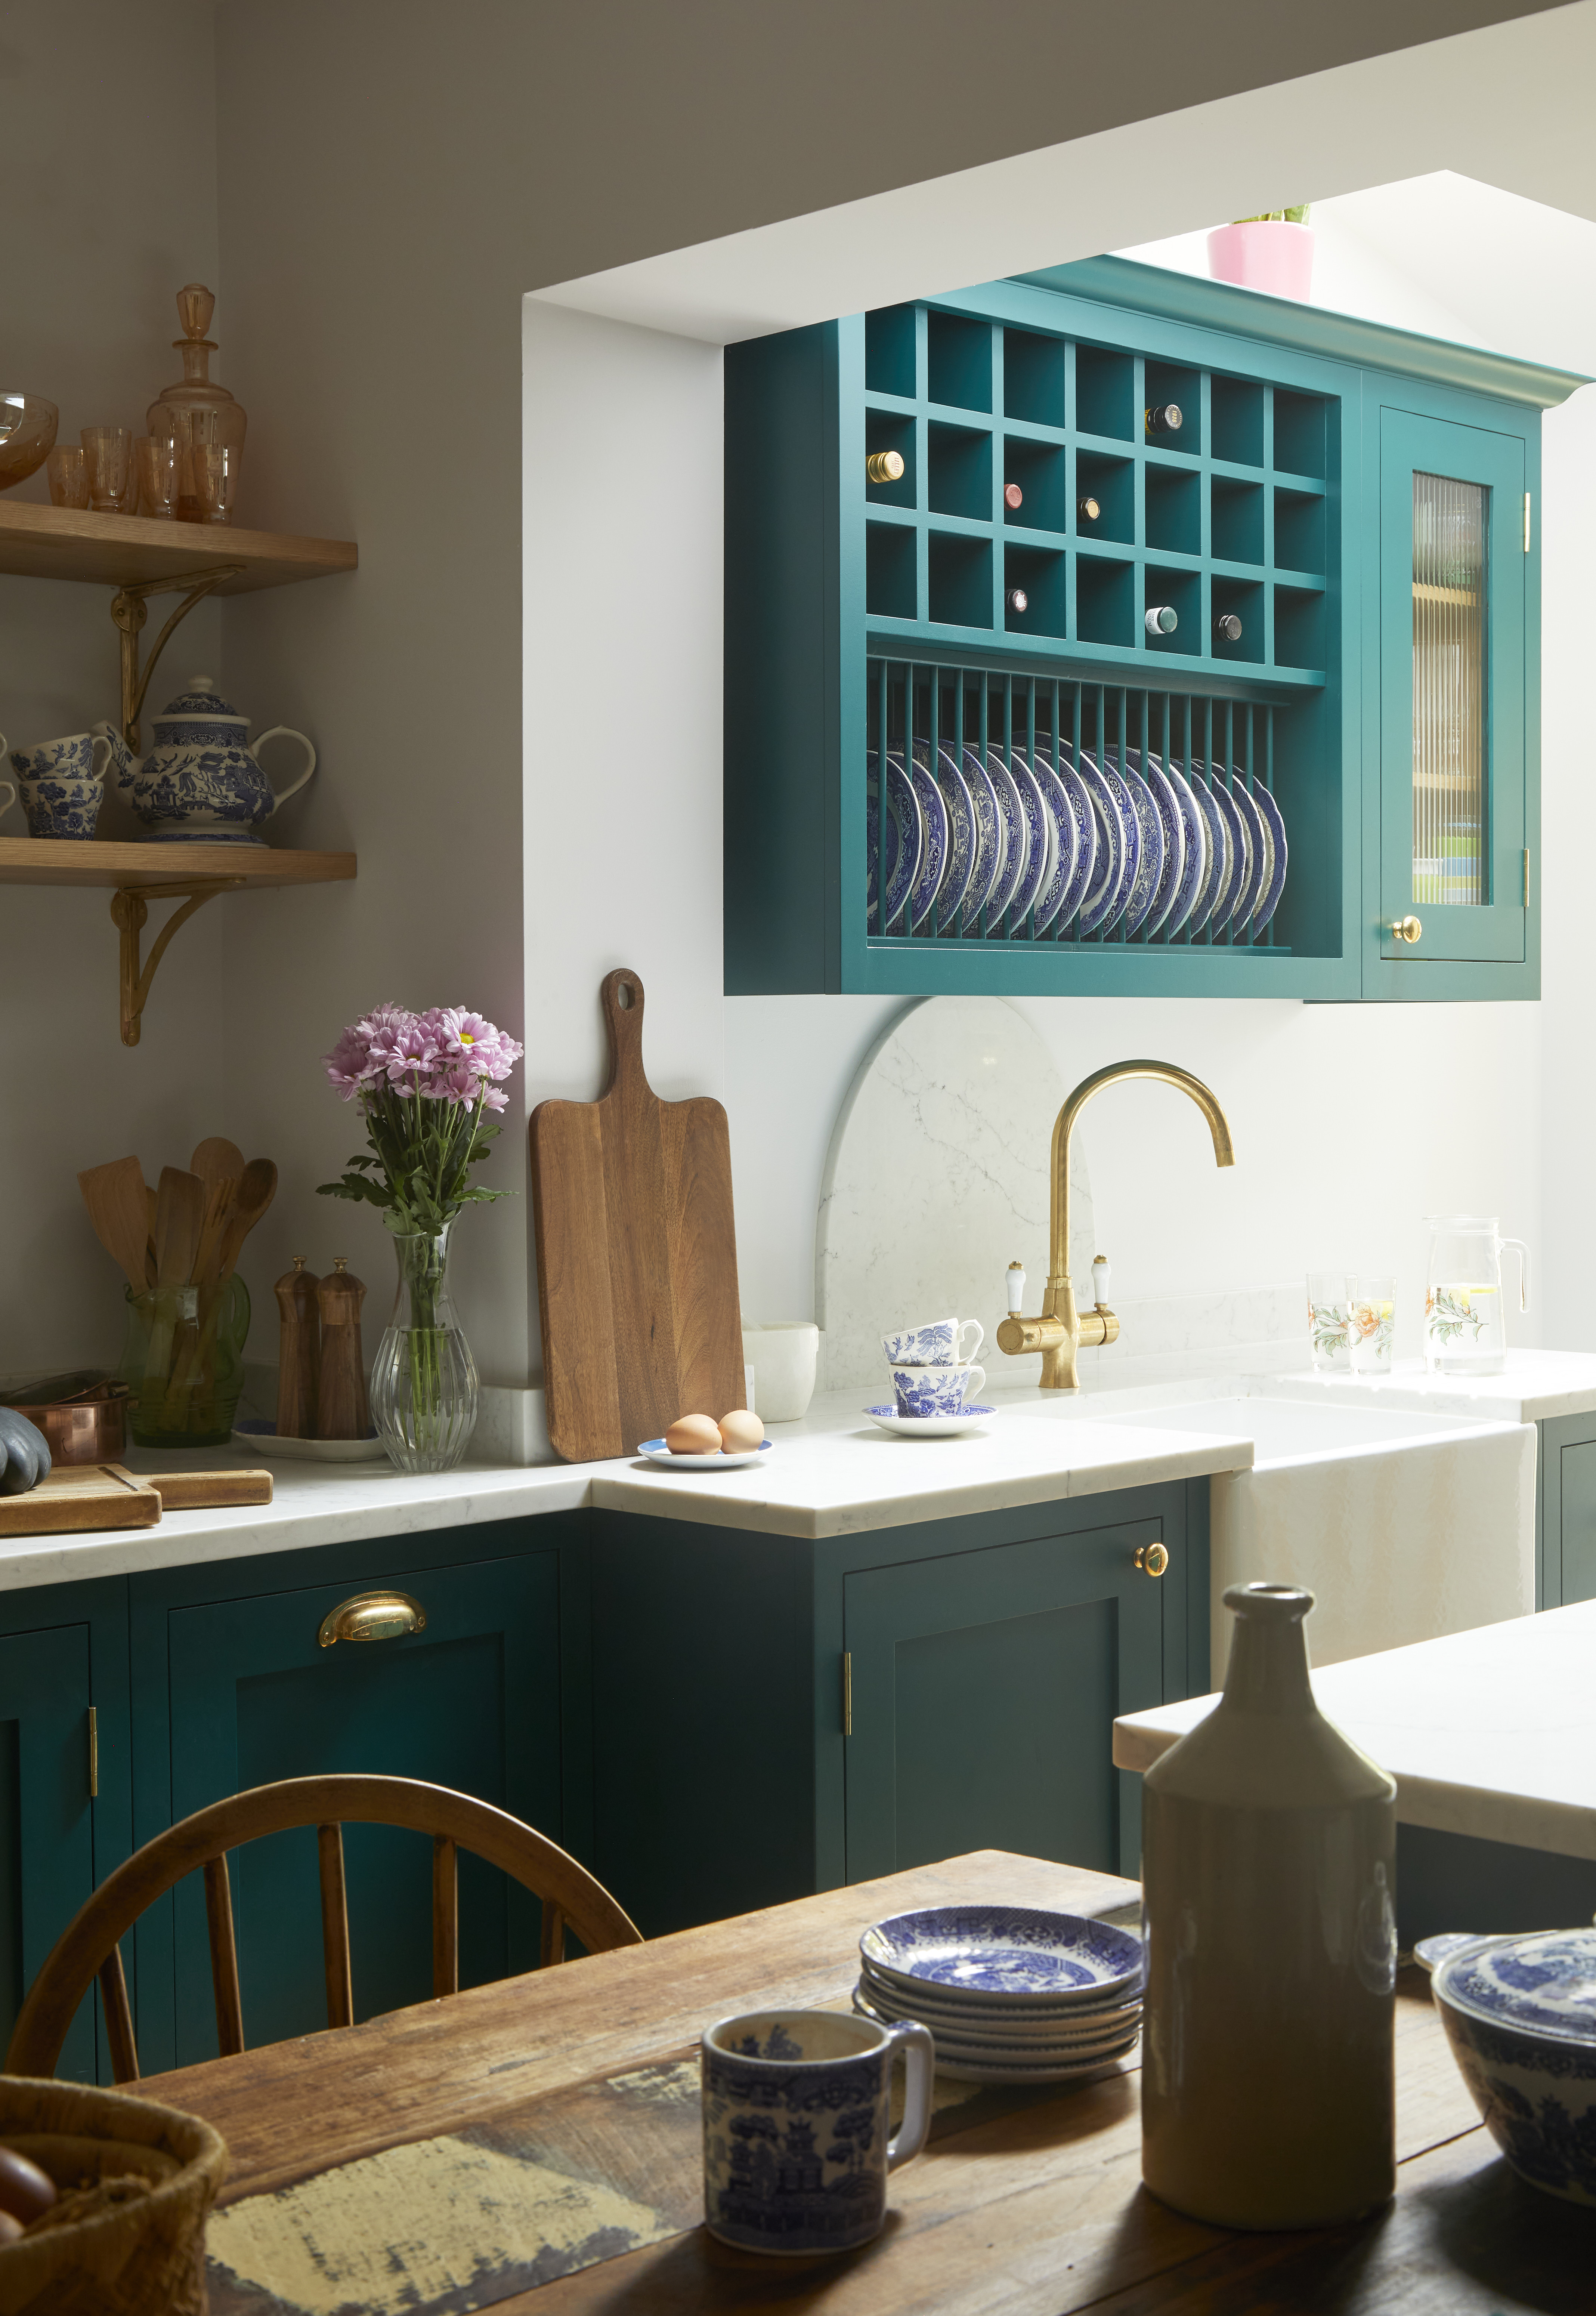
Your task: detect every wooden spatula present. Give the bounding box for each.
[78,1157,157,1293]
[214,1158,278,1283]
[154,1167,206,1287]
[190,1137,245,1190]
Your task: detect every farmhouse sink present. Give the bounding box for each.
[1007,1381,1536,1673]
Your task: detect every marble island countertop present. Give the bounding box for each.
[1114,1600,1596,1861]
[0,1383,1257,1590]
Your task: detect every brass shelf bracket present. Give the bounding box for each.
[112,563,245,749]
[111,878,244,1046]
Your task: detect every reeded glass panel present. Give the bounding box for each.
[1413,472,1487,906]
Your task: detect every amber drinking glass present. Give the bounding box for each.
[134,435,179,520]
[46,445,89,509]
[81,426,132,513]
[192,438,239,525]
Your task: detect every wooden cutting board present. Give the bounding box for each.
[530,969,744,1462]
[0,1463,161,1534]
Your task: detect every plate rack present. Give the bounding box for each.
[866,661,1284,952]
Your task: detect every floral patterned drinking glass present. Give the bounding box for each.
[1307,1272,1354,1372]
[1347,1276,1396,1375]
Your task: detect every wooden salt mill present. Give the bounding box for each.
[316,1258,369,1439]
[273,1257,321,1437]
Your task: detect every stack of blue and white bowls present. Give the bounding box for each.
[852,1903,1144,2084]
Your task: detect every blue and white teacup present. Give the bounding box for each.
[11,731,111,840]
[881,1316,984,1367]
[702,2007,933,2254]
[891,1361,985,1418]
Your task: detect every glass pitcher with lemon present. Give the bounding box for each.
[1423,1216,1530,1376]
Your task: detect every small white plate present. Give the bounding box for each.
[232,1419,389,1464]
[864,1405,995,1439]
[637,1438,773,1470]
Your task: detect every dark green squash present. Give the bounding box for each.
[0,1408,51,1495]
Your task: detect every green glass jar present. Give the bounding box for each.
[119,1275,250,1449]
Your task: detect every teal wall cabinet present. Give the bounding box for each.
[1536,1414,1596,1612]
[128,1516,588,2075]
[589,1481,1206,1939]
[0,1579,130,2084]
[726,255,1581,1004]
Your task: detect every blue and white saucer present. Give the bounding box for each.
[866,752,922,930]
[638,1438,773,1469]
[861,1905,1145,2006]
[865,1404,995,1439]
[958,745,1005,919]
[1118,755,1166,937]
[983,751,1031,921]
[1252,781,1288,932]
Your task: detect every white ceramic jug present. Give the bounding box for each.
[1423,1214,1529,1377]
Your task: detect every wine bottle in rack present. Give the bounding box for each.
[1215,612,1243,643]
[1077,494,1101,523]
[1003,482,1023,510]
[1145,604,1178,636]
[1006,587,1029,614]
[866,450,905,484]
[1145,403,1183,435]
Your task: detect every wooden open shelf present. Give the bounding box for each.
[0,501,356,593]
[0,838,355,890]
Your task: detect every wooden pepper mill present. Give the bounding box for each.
[315,1258,369,1440]
[273,1257,321,1437]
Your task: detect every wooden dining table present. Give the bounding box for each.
[140,1849,1590,2315]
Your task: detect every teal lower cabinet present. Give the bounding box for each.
[0,1579,131,2084]
[127,1516,589,2076]
[1535,1414,1596,1610]
[589,1481,1206,1939]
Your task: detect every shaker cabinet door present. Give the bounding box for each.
[0,1627,98,2082]
[1378,406,1527,969]
[843,1518,1167,1886]
[146,1548,563,2070]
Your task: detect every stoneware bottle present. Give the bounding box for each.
[273,1257,320,1438]
[1141,1581,1397,2230]
[315,1259,369,1441]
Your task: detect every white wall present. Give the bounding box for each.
[0,0,222,1380]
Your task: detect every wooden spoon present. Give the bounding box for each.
[191,1175,237,1287]
[190,1137,245,1190]
[214,1159,277,1284]
[78,1157,156,1293]
[154,1167,206,1288]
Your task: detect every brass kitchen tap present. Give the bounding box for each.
[996,1060,1235,1390]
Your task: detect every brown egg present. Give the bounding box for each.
[0,2144,56,2224]
[665,1413,721,1455]
[718,1409,764,1453]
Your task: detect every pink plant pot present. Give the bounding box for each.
[1207,221,1315,302]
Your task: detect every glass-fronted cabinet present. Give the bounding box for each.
[1376,406,1529,983]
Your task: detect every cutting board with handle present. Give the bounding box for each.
[530,969,744,1462]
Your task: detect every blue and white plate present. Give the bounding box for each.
[638,1438,773,1470]
[853,1983,1140,2082]
[918,742,975,926]
[958,745,1005,920]
[984,750,1031,922]
[1186,771,1231,935]
[1125,750,1186,938]
[1118,755,1167,937]
[1075,751,1136,938]
[1251,782,1288,933]
[858,1963,1141,2042]
[1005,751,1054,924]
[1028,750,1087,935]
[1228,781,1269,938]
[867,752,922,929]
[1201,773,1249,933]
[1155,753,1209,936]
[864,1404,995,1439]
[861,1905,1145,2006]
[904,750,950,932]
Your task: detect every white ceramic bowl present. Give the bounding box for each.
[742,1321,819,1422]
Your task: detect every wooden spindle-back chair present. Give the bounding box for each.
[5,1773,642,2083]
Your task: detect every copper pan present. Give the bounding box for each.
[5,1379,130,1466]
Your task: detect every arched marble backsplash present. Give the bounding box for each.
[816,997,1096,1393]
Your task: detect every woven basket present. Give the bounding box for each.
[0,2077,227,2316]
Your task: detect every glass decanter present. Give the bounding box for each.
[146,283,247,524]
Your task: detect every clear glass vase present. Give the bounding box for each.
[370,1227,479,1472]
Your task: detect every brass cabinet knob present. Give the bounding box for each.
[1133,1542,1170,1578]
[317,1589,428,1648]
[1392,915,1422,944]
[866,450,905,484]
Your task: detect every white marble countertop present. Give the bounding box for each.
[0,1384,1255,1589]
[1113,1600,1596,1860]
[1262,1348,1596,1426]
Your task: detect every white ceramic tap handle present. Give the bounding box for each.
[1006,1262,1025,1315]
[1503,1237,1531,1313]
[254,726,318,816]
[1092,1254,1112,1305]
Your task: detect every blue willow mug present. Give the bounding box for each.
[9,731,111,839]
[702,2008,934,2254]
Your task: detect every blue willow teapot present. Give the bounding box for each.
[93,675,316,844]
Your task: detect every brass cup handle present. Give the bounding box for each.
[1392,915,1422,945]
[317,1589,428,1648]
[1133,1543,1169,1579]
